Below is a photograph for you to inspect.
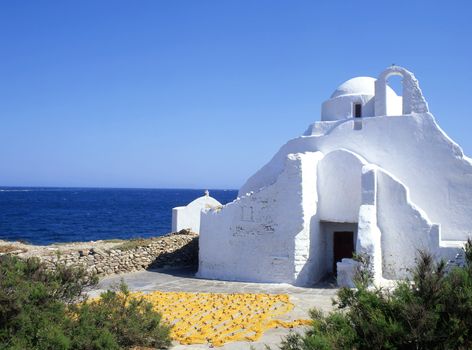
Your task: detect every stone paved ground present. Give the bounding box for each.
[91,268,338,350]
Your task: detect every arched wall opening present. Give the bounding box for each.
[310,150,364,282]
[374,66,429,116]
[385,73,403,116]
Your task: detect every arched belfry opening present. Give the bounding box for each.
[374,66,429,117]
[385,73,403,115]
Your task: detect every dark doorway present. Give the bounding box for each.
[354,103,362,118]
[333,231,354,275]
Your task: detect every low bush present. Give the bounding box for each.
[0,255,171,349]
[279,239,472,350]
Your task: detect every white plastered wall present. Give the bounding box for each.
[376,169,443,279]
[198,152,322,284]
[355,165,461,282]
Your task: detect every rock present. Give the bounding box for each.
[10,231,198,277]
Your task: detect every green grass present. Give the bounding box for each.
[114,238,157,251]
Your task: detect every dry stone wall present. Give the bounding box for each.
[1,230,198,277]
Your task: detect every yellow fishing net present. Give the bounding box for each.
[131,291,311,347]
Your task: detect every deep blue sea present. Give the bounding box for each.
[0,187,238,245]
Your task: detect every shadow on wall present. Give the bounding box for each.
[148,235,199,272]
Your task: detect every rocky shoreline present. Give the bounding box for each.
[0,230,199,276]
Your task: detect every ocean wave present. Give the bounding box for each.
[0,189,31,192]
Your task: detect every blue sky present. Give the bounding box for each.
[1,1,471,189]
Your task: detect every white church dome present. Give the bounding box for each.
[330,76,377,98]
[322,76,401,121]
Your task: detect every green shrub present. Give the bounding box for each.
[69,283,171,349]
[279,239,472,350]
[0,255,171,349]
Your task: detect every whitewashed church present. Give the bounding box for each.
[183,66,471,286]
